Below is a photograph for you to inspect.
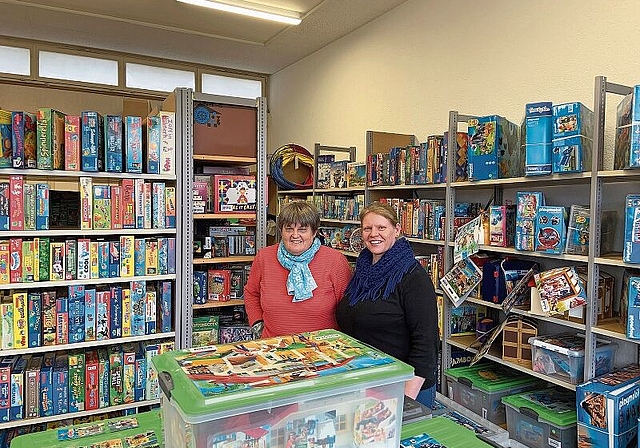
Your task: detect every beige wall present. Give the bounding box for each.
[268,0,640,162]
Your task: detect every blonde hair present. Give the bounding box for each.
[360,202,400,227]
[277,201,320,233]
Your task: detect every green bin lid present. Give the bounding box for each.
[10,409,163,448]
[401,416,494,448]
[151,329,414,421]
[444,363,540,393]
[502,387,576,428]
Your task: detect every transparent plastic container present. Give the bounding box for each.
[152,329,413,448]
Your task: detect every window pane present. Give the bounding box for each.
[0,45,30,76]
[126,63,195,92]
[39,51,118,85]
[202,74,262,99]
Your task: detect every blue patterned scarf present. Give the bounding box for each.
[346,237,418,306]
[277,237,321,302]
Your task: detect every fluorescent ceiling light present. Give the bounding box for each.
[177,0,302,25]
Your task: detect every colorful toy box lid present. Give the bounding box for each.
[529,332,612,357]
[444,363,539,393]
[502,387,577,428]
[576,364,640,435]
[152,329,414,423]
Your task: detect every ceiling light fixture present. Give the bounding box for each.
[176,0,302,25]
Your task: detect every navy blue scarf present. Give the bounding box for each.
[346,237,418,306]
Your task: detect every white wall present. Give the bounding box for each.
[268,0,640,161]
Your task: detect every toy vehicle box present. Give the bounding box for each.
[576,364,640,448]
[467,115,521,181]
[502,387,576,448]
[152,329,413,448]
[444,363,543,426]
[525,102,553,176]
[529,333,617,384]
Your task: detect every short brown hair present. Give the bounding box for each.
[277,201,320,233]
[360,202,400,227]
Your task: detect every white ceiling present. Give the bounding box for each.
[0,0,409,75]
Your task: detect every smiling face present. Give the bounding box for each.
[281,222,316,256]
[361,211,400,263]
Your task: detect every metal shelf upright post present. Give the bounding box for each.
[175,88,267,348]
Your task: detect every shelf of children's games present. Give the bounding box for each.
[0,399,161,431]
[178,88,267,348]
[438,108,604,393]
[0,95,185,430]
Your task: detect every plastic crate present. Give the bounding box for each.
[444,363,543,426]
[503,387,577,448]
[529,333,617,384]
[152,329,413,448]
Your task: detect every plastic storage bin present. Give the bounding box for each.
[502,387,577,448]
[444,363,543,426]
[152,329,413,448]
[529,333,617,384]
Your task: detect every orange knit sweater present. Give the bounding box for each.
[244,244,353,338]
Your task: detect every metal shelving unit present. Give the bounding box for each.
[0,93,185,427]
[438,76,640,393]
[175,88,267,348]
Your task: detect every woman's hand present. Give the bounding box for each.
[404,376,425,399]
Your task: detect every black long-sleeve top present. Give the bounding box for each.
[336,264,439,388]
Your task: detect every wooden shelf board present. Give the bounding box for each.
[447,335,576,390]
[0,333,175,357]
[593,318,640,344]
[193,299,245,309]
[452,172,591,189]
[406,237,446,246]
[193,154,256,165]
[320,218,360,225]
[194,213,256,220]
[193,256,254,264]
[0,399,161,429]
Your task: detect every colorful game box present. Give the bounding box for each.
[125,116,143,173]
[81,111,104,172]
[213,175,257,213]
[525,102,553,175]
[515,191,544,251]
[160,110,176,175]
[576,364,640,448]
[104,114,123,172]
[534,205,567,254]
[534,266,587,315]
[614,85,640,169]
[467,115,521,180]
[624,194,640,264]
[64,114,81,171]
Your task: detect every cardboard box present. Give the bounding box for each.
[193,101,257,158]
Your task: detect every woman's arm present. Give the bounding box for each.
[400,266,439,387]
[244,249,265,326]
